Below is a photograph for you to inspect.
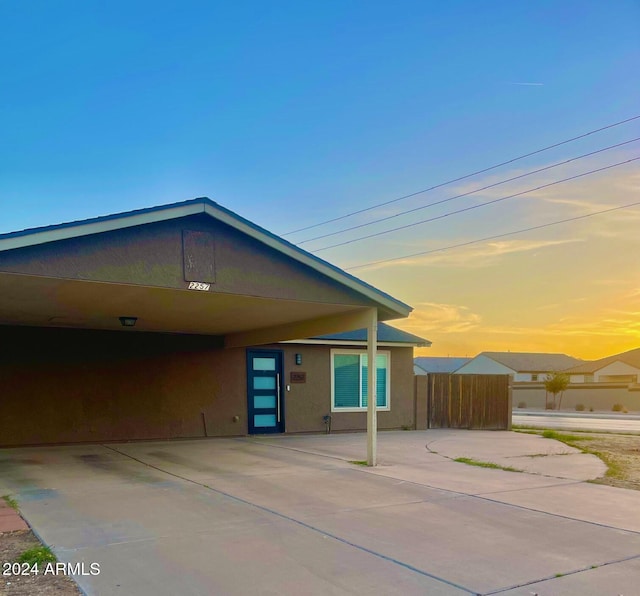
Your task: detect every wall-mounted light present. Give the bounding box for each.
[119,316,138,327]
[295,353,302,365]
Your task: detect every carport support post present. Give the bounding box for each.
[367,308,378,466]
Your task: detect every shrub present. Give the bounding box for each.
[575,404,585,411]
[517,401,526,409]
[612,403,624,412]
[589,406,594,412]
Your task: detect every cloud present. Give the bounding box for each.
[483,292,640,340]
[356,237,581,272]
[448,155,639,213]
[394,302,482,334]
[535,303,561,311]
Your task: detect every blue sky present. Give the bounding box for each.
[1,1,639,357]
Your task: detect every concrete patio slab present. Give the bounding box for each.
[485,481,640,533]
[423,431,607,480]
[1,431,639,596]
[361,461,578,494]
[60,513,467,596]
[499,556,640,596]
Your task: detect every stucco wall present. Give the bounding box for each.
[595,361,640,382]
[0,326,416,446]
[0,214,374,307]
[0,326,248,446]
[263,344,416,434]
[513,384,640,411]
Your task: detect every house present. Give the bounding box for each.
[414,357,471,375]
[564,347,640,384]
[281,323,429,432]
[453,352,583,381]
[0,197,422,448]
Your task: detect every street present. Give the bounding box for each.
[513,411,640,433]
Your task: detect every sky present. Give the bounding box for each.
[1,1,639,360]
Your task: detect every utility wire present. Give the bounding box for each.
[312,156,640,252]
[282,114,640,236]
[345,200,640,271]
[298,137,640,245]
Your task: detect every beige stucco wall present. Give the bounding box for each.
[513,384,640,411]
[0,326,416,446]
[595,361,640,382]
[0,326,248,446]
[263,344,417,434]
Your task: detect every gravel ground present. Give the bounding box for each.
[0,531,80,596]
[574,432,640,490]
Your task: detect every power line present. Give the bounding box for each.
[312,156,640,252]
[282,114,640,236]
[298,137,640,245]
[344,200,640,271]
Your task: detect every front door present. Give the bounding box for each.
[247,350,284,434]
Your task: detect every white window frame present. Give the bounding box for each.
[330,349,391,412]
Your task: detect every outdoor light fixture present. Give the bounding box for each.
[119,316,138,327]
[295,353,302,365]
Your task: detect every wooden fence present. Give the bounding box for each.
[426,373,511,430]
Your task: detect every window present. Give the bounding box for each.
[331,350,390,411]
[531,374,538,382]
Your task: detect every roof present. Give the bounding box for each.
[308,322,430,346]
[414,357,471,374]
[0,197,411,319]
[564,347,640,374]
[478,352,583,372]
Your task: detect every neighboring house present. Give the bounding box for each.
[454,352,583,382]
[413,357,471,375]
[564,347,640,384]
[0,197,419,446]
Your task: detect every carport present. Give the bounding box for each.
[0,198,411,463]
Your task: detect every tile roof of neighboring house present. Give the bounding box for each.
[564,347,640,374]
[480,352,583,372]
[414,357,471,374]
[311,322,431,346]
[0,197,411,319]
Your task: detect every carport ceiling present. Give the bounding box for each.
[0,271,367,336]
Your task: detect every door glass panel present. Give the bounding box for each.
[253,357,276,371]
[254,414,277,427]
[253,376,276,390]
[254,394,276,409]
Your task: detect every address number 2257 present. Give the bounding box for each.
[188,282,211,291]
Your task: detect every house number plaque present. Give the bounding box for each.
[188,281,211,291]
[290,372,306,383]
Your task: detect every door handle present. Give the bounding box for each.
[276,373,281,423]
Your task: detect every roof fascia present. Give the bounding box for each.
[0,203,205,251]
[281,339,422,347]
[202,202,411,318]
[0,197,411,318]
[592,359,640,374]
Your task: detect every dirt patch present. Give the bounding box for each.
[573,433,640,491]
[0,531,80,595]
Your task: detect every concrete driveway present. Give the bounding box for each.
[1,430,639,596]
